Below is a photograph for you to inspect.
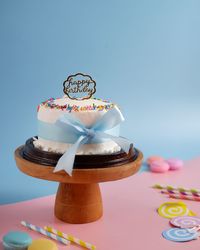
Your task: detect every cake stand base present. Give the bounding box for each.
[15,146,143,224]
[55,183,102,224]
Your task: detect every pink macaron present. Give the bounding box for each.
[149,160,170,173]
[147,156,165,165]
[165,158,183,170]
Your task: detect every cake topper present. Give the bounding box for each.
[63,73,96,100]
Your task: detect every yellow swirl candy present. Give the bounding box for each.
[158,202,191,219]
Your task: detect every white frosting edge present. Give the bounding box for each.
[33,137,121,155]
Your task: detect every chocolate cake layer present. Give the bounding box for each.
[20,137,139,169]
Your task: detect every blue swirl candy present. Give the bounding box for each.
[162,228,199,242]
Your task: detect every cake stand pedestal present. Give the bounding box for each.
[15,146,143,224]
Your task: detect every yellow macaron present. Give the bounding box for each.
[28,238,58,250]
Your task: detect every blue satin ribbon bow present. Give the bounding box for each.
[54,107,131,175]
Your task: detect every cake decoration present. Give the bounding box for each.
[38,97,115,112]
[63,73,96,100]
[54,106,131,175]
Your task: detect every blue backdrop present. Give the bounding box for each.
[1,0,200,204]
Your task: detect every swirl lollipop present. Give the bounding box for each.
[170,216,200,228]
[158,202,191,219]
[162,228,199,242]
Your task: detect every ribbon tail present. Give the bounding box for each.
[53,135,86,176]
[95,132,131,154]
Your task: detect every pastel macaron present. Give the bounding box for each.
[147,156,165,165]
[28,238,58,250]
[149,160,170,173]
[166,158,183,170]
[3,231,32,250]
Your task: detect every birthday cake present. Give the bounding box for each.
[33,97,121,155]
[22,73,135,175]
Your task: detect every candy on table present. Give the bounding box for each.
[146,156,164,165]
[28,238,58,250]
[147,156,183,173]
[44,226,96,250]
[153,184,200,204]
[162,228,199,242]
[3,231,32,250]
[157,201,195,219]
[165,158,184,170]
[170,216,200,228]
[152,184,200,195]
[21,221,70,245]
[162,192,200,202]
[149,161,169,173]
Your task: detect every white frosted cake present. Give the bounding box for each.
[33,96,122,155]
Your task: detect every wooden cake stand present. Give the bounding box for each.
[15,146,143,224]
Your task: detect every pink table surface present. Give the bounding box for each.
[1,157,200,250]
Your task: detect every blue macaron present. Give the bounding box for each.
[3,231,32,250]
